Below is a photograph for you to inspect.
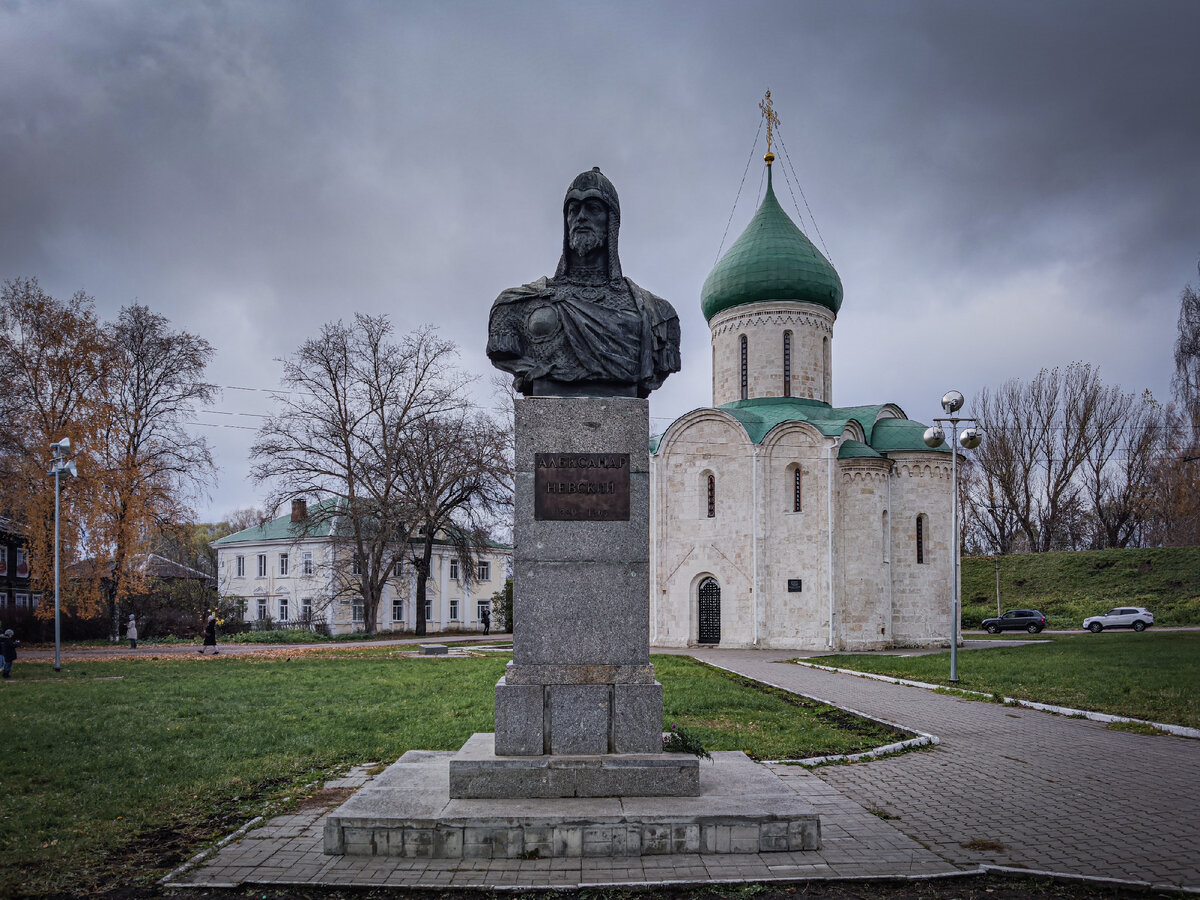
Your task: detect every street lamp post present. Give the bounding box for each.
[48,438,77,672]
[923,391,983,684]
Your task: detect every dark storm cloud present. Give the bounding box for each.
[2,0,1196,518]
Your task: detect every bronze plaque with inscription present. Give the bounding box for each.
[534,452,630,521]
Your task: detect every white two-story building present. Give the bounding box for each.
[213,499,510,635]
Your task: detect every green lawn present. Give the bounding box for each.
[808,631,1200,728]
[0,650,901,897]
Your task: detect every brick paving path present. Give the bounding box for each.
[691,648,1200,890]
[166,647,1200,891]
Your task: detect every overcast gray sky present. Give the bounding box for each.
[3,0,1197,522]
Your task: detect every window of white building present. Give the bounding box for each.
[352,554,362,576]
[449,599,460,620]
[449,558,459,580]
[279,597,289,621]
[302,551,313,575]
[257,598,268,620]
[393,559,403,577]
[302,597,313,621]
[476,560,490,581]
[477,599,490,621]
[352,602,364,623]
[392,598,404,621]
[916,514,928,564]
[257,554,267,577]
[279,553,289,576]
[236,555,245,577]
[16,593,29,608]
[425,601,433,622]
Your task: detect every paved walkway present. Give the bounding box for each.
[691,649,1200,890]
[165,648,1200,892]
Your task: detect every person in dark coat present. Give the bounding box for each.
[480,606,491,635]
[1,629,18,678]
[199,614,219,655]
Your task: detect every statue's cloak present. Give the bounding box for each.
[487,276,680,398]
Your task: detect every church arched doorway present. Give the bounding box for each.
[697,577,721,644]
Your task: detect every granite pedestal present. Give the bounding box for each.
[450,396,696,798]
[324,747,820,859]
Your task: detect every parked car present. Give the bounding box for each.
[1082,607,1154,633]
[981,609,1048,634]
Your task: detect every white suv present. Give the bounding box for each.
[1082,607,1154,633]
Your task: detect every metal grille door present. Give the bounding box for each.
[698,577,721,644]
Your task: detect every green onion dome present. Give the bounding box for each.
[701,166,843,322]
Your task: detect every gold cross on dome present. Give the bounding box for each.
[759,89,780,156]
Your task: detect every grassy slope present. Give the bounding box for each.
[811,631,1200,728]
[961,545,1200,628]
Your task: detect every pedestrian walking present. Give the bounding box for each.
[480,606,491,635]
[199,614,219,655]
[126,613,138,649]
[1,629,18,679]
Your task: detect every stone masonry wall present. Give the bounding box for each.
[887,453,954,647]
[652,411,755,647]
[757,424,832,648]
[709,302,835,406]
[834,459,893,650]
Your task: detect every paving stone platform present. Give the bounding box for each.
[323,745,817,859]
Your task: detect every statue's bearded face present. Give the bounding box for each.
[566,197,608,258]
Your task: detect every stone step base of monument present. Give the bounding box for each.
[323,745,820,859]
[449,732,700,798]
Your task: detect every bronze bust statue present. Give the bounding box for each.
[487,167,681,398]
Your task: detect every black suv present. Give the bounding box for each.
[981,609,1048,634]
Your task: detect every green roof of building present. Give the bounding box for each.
[211,499,512,550]
[700,166,843,322]
[868,417,947,453]
[650,397,949,458]
[837,439,883,460]
[211,500,338,546]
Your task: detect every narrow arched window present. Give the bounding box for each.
[783,330,792,397]
[739,335,748,401]
[706,474,716,518]
[792,467,802,512]
[822,336,830,401]
[916,514,926,564]
[882,510,890,563]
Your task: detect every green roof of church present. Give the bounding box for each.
[649,398,948,457]
[700,167,843,322]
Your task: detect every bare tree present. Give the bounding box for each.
[973,363,1121,552]
[399,408,513,636]
[1174,260,1200,451]
[92,304,217,637]
[250,316,468,635]
[1079,390,1164,548]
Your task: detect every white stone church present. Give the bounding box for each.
[650,157,954,651]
